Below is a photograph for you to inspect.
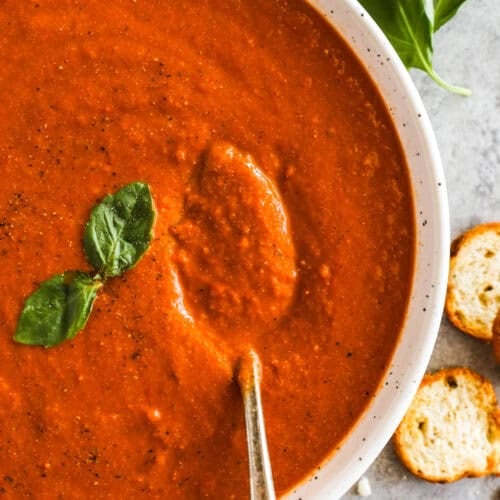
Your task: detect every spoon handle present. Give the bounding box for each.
[239,351,276,500]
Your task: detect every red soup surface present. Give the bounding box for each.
[0,0,414,498]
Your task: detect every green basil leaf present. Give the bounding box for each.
[83,182,156,278]
[14,272,102,347]
[360,0,434,70]
[359,0,471,96]
[434,0,467,31]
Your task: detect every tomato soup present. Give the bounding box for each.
[0,0,414,497]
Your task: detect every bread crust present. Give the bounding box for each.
[393,367,500,482]
[492,311,500,363]
[446,222,500,340]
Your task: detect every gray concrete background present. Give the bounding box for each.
[343,1,500,498]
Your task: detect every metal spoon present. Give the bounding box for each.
[237,350,276,500]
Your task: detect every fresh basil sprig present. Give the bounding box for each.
[14,182,156,348]
[359,0,471,96]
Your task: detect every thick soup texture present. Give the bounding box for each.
[0,0,414,498]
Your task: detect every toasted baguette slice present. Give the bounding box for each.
[446,223,500,340]
[394,368,500,482]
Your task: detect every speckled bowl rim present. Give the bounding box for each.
[286,1,450,498]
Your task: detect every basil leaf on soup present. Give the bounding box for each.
[433,0,467,31]
[14,272,102,348]
[84,182,156,278]
[358,0,470,96]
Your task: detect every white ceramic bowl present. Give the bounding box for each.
[286,1,450,498]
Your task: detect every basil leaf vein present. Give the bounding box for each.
[83,182,156,278]
[358,0,471,96]
[14,272,102,348]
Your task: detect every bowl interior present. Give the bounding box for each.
[286,1,450,498]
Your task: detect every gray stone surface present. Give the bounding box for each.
[343,1,500,499]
